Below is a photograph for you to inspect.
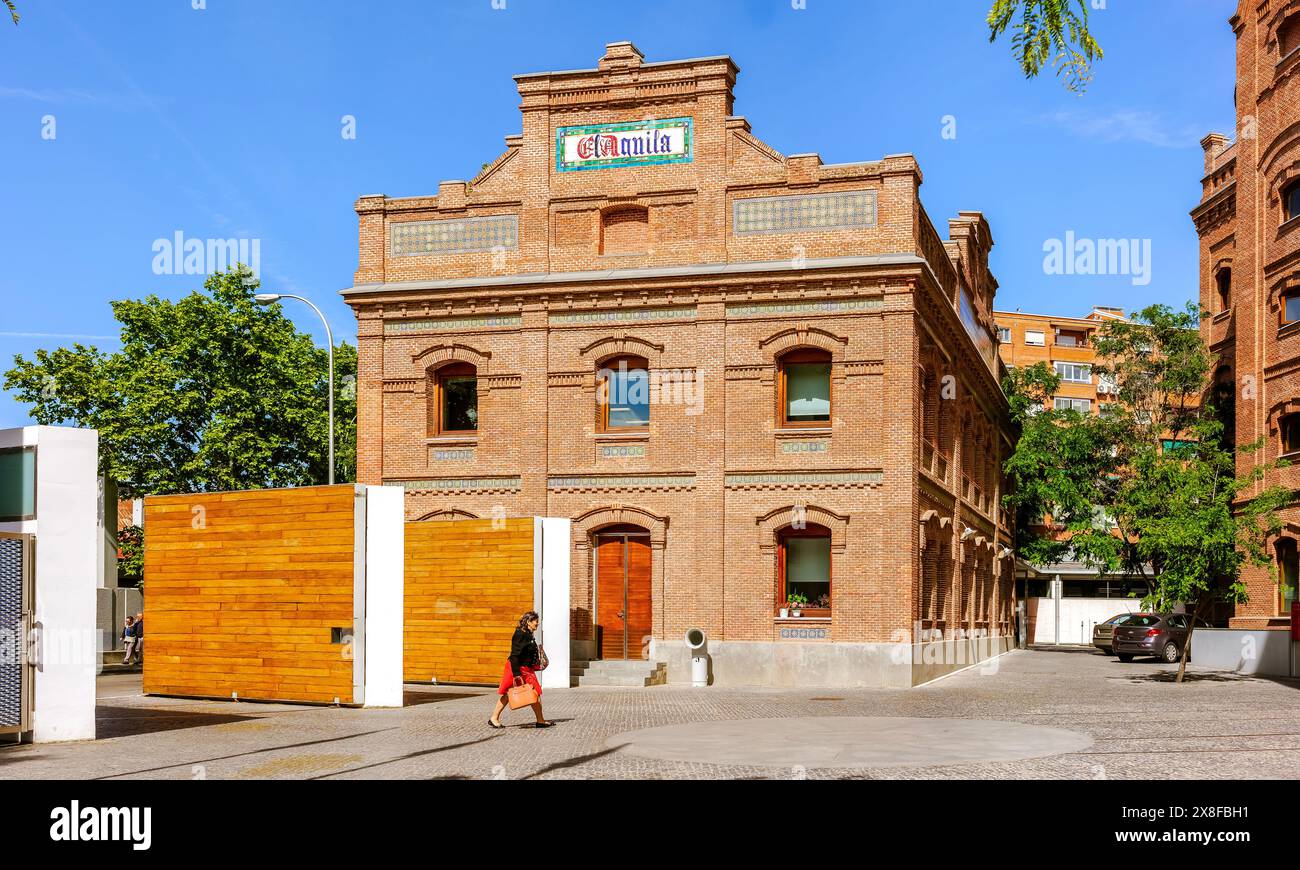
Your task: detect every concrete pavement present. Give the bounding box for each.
[2,648,1298,779]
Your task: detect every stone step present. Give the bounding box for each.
[584,659,661,670]
[578,660,667,688]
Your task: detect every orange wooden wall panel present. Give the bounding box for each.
[143,485,358,705]
[403,518,535,684]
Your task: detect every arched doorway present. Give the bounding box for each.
[594,524,652,660]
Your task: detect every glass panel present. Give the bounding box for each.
[785,363,830,422]
[786,536,830,604]
[441,376,478,431]
[605,366,650,428]
[1286,294,1300,324]
[0,447,36,521]
[1288,184,1300,221]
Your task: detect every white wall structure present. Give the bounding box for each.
[536,517,571,690]
[1191,628,1295,677]
[360,485,404,707]
[0,426,99,742]
[1029,596,1145,646]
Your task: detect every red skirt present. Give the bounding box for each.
[498,662,541,698]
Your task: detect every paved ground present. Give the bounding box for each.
[2,649,1299,779]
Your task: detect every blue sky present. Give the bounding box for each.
[0,0,1237,427]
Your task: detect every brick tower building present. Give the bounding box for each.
[343,42,1015,686]
[1194,2,1300,628]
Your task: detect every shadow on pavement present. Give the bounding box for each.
[402,690,484,707]
[94,704,261,739]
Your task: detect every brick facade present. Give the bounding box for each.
[343,43,1016,685]
[1194,2,1300,628]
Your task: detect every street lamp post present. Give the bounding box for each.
[254,293,335,485]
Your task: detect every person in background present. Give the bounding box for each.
[488,610,552,729]
[121,615,137,665]
[132,612,144,663]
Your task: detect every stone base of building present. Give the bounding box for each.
[641,636,1015,689]
[1227,615,1292,631]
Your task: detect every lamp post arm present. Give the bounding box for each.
[279,294,335,485]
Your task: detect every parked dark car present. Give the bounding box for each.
[1111,613,1212,663]
[1092,613,1139,654]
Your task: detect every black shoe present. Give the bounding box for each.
[488,719,504,729]
[534,720,555,728]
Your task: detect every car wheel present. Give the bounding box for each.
[1117,654,1133,662]
[1162,641,1180,663]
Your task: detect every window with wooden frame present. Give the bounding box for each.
[778,349,832,428]
[777,524,831,615]
[1282,288,1300,326]
[1276,537,1298,614]
[1285,180,1300,224]
[597,355,650,432]
[1281,413,1300,455]
[427,363,478,436]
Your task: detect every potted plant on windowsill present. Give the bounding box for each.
[787,593,808,618]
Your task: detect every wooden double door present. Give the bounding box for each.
[594,527,652,660]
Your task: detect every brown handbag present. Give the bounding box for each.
[534,643,549,672]
[507,676,538,710]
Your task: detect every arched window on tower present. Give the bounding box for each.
[426,362,478,436]
[1215,267,1232,312]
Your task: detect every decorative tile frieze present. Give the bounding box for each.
[779,440,830,454]
[733,190,877,235]
[600,444,647,458]
[548,473,694,491]
[384,314,522,335]
[390,215,519,256]
[428,448,475,462]
[779,627,830,640]
[550,305,696,325]
[387,476,521,493]
[725,471,883,489]
[726,298,883,318]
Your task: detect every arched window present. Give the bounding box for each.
[427,362,477,436]
[778,349,831,428]
[1276,538,1298,614]
[600,206,649,255]
[1285,180,1300,224]
[1215,268,1232,312]
[1280,413,1300,455]
[777,523,831,615]
[1211,367,1235,450]
[597,355,650,431]
[1279,14,1300,60]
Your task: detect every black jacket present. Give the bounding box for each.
[508,628,538,678]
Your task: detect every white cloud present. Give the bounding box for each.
[1044,109,1205,149]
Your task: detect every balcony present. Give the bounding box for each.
[921,439,950,484]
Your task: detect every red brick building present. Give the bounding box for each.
[343,43,1015,686]
[1195,3,1300,629]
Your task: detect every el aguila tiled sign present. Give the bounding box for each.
[556,117,693,172]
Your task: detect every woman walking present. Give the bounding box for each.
[489,611,553,729]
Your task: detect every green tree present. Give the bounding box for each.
[5,2,18,26]
[116,525,144,587]
[1003,304,1292,683]
[4,266,357,495]
[987,0,1104,93]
